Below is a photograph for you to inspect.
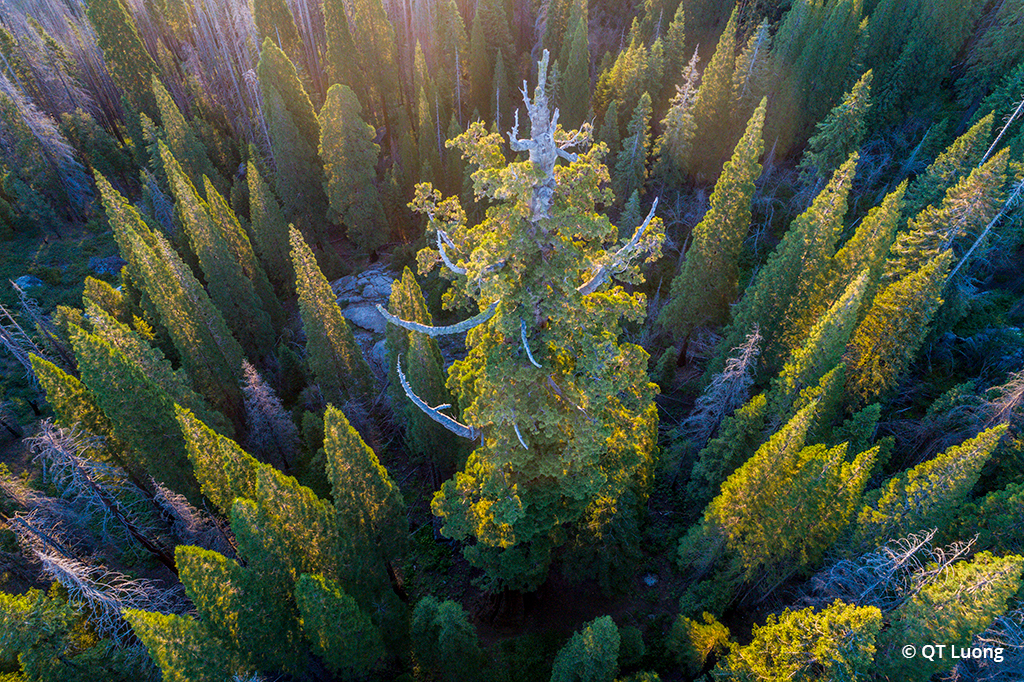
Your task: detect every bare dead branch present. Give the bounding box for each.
[397,355,480,440]
[377,300,498,337]
[578,197,659,295]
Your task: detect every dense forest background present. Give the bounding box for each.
[0,0,1023,679]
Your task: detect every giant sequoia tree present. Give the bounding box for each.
[381,52,664,592]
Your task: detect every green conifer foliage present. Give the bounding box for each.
[323,0,364,101]
[294,573,384,677]
[960,0,1024,103]
[96,173,245,423]
[386,268,458,472]
[713,155,857,373]
[853,424,1008,549]
[798,70,873,185]
[319,84,390,253]
[160,142,274,360]
[659,99,765,338]
[769,271,869,421]
[885,149,1008,284]
[845,252,952,404]
[323,405,407,572]
[689,8,738,179]
[251,0,303,63]
[84,0,158,115]
[83,276,130,323]
[874,552,1023,682]
[290,228,372,405]
[597,99,620,171]
[347,0,401,126]
[715,601,883,681]
[175,544,305,674]
[652,48,700,187]
[558,0,591,129]
[686,393,769,506]
[176,405,260,516]
[85,302,231,437]
[123,609,241,682]
[904,114,993,219]
[257,39,329,236]
[661,1,687,92]
[411,596,487,681]
[731,21,771,126]
[614,92,652,202]
[151,77,226,196]
[417,55,662,592]
[830,181,906,299]
[549,615,620,682]
[246,155,294,295]
[70,326,201,502]
[31,354,122,458]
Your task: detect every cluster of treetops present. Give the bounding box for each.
[0,0,1022,680]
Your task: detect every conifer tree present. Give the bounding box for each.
[597,99,620,171]
[558,0,591,129]
[715,601,883,681]
[347,0,401,126]
[661,1,687,92]
[542,0,574,63]
[659,99,766,339]
[151,77,226,196]
[84,0,158,116]
[323,0,364,102]
[31,354,122,459]
[885,149,1008,283]
[252,0,303,64]
[853,424,1008,549]
[257,39,329,236]
[290,228,373,406]
[124,610,240,682]
[550,616,620,682]
[411,596,487,682]
[830,181,907,299]
[874,552,1023,682]
[70,326,201,502]
[294,573,384,677]
[159,141,275,360]
[652,48,700,187]
[386,268,458,473]
[593,28,658,135]
[731,21,772,126]
[614,92,652,202]
[405,53,663,591]
[241,360,299,469]
[83,276,130,323]
[319,84,390,253]
[246,155,294,295]
[712,155,857,374]
[686,393,769,507]
[176,405,260,516]
[689,8,738,179]
[845,252,952,404]
[903,114,993,219]
[798,70,873,186]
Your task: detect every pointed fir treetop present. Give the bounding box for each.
[257,38,320,154]
[798,70,873,185]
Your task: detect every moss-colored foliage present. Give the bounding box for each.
[830,181,906,301]
[845,252,952,404]
[0,587,147,682]
[175,405,260,516]
[798,70,873,185]
[667,612,730,678]
[83,276,129,323]
[597,99,620,171]
[96,173,245,424]
[160,141,274,360]
[420,57,663,592]
[290,228,373,405]
[246,155,294,295]
[294,573,384,677]
[84,0,157,115]
[251,0,303,62]
[124,609,242,682]
[550,615,620,682]
[319,84,390,253]
[613,92,652,204]
[686,393,768,506]
[903,114,993,219]
[151,77,225,196]
[323,0,364,99]
[659,99,765,338]
[70,326,200,501]
[411,596,487,682]
[715,600,883,681]
[874,552,1023,682]
[853,424,1008,549]
[689,8,739,178]
[593,26,661,133]
[257,39,329,236]
[30,354,120,455]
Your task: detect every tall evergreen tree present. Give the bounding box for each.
[596,99,620,172]
[614,92,652,202]
[251,0,303,64]
[151,77,226,196]
[323,0,364,101]
[903,113,993,219]
[319,84,390,253]
[731,20,772,126]
[246,155,293,295]
[290,228,372,406]
[797,70,873,186]
[829,181,907,299]
[257,39,329,238]
[853,424,1008,549]
[689,8,738,179]
[659,99,766,339]
[845,252,953,404]
[31,354,122,459]
[557,0,590,129]
[347,0,401,126]
[176,405,260,516]
[661,1,687,93]
[550,616,621,682]
[159,141,275,361]
[411,596,487,682]
[652,48,700,187]
[84,0,158,116]
[294,573,384,677]
[407,54,663,591]
[686,393,769,509]
[124,610,240,682]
